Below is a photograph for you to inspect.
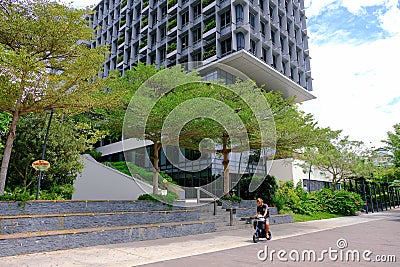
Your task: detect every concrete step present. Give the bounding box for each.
[0,210,200,235]
[0,220,215,257]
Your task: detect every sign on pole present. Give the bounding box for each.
[32,160,50,172]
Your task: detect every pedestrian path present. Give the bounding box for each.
[0,210,396,267]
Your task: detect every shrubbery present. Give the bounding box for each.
[273,181,363,216]
[138,191,178,205]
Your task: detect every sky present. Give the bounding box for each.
[71,0,400,148]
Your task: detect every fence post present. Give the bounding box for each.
[396,187,400,207]
[362,178,368,214]
[367,184,374,213]
[373,183,379,212]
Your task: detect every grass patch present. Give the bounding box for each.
[292,212,342,222]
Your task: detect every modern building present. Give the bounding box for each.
[89,0,317,197]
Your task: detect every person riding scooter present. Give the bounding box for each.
[253,198,270,236]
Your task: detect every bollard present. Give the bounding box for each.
[229,208,234,226]
[214,201,217,216]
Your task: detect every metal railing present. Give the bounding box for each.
[194,187,236,226]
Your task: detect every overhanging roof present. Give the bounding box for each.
[197,50,316,103]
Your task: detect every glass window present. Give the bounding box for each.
[235,4,244,23]
[250,39,256,55]
[221,37,232,56]
[260,22,265,36]
[237,32,245,50]
[193,3,201,18]
[220,10,231,28]
[249,13,255,29]
[193,27,201,42]
[182,10,189,25]
[181,34,189,49]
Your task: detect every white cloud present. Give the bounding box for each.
[301,30,400,147]
[71,0,100,9]
[302,0,400,147]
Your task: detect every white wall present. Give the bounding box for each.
[268,158,333,186]
[72,155,153,200]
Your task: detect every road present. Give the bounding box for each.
[1,208,399,267]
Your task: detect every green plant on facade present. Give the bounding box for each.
[203,19,216,33]
[166,42,177,53]
[143,1,149,8]
[142,17,148,27]
[120,19,126,26]
[121,0,127,8]
[167,18,177,31]
[203,45,216,59]
[167,0,177,8]
[117,55,124,63]
[139,39,147,49]
[117,36,125,45]
[202,0,214,8]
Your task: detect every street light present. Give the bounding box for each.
[36,108,55,200]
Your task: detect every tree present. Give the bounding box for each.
[123,65,325,196]
[0,0,122,194]
[299,131,366,188]
[0,112,11,151]
[4,113,105,198]
[384,123,400,168]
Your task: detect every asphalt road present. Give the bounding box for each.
[1,208,399,267]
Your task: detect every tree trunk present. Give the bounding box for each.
[152,142,161,195]
[222,136,230,195]
[0,111,20,195]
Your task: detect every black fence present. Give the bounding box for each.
[343,178,400,214]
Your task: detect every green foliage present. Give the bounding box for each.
[313,188,364,216]
[202,0,214,7]
[87,151,102,161]
[273,181,363,216]
[292,212,341,222]
[4,113,89,196]
[138,191,178,205]
[166,42,177,53]
[220,194,242,203]
[104,161,177,187]
[0,111,11,150]
[167,18,177,30]
[239,175,277,205]
[0,0,124,195]
[167,0,177,8]
[203,20,216,33]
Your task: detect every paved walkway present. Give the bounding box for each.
[1,209,399,267]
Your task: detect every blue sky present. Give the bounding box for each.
[301,0,400,148]
[72,0,400,148]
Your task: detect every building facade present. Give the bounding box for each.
[90,0,317,196]
[90,0,313,94]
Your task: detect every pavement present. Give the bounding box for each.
[1,208,399,267]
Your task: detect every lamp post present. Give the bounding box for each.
[36,109,54,200]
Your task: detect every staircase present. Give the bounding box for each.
[0,200,215,257]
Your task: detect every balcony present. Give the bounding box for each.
[202,0,216,13]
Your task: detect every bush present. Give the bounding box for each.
[238,175,278,205]
[220,195,242,203]
[273,181,364,216]
[312,188,363,216]
[138,191,178,205]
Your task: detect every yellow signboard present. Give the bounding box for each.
[32,160,50,171]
